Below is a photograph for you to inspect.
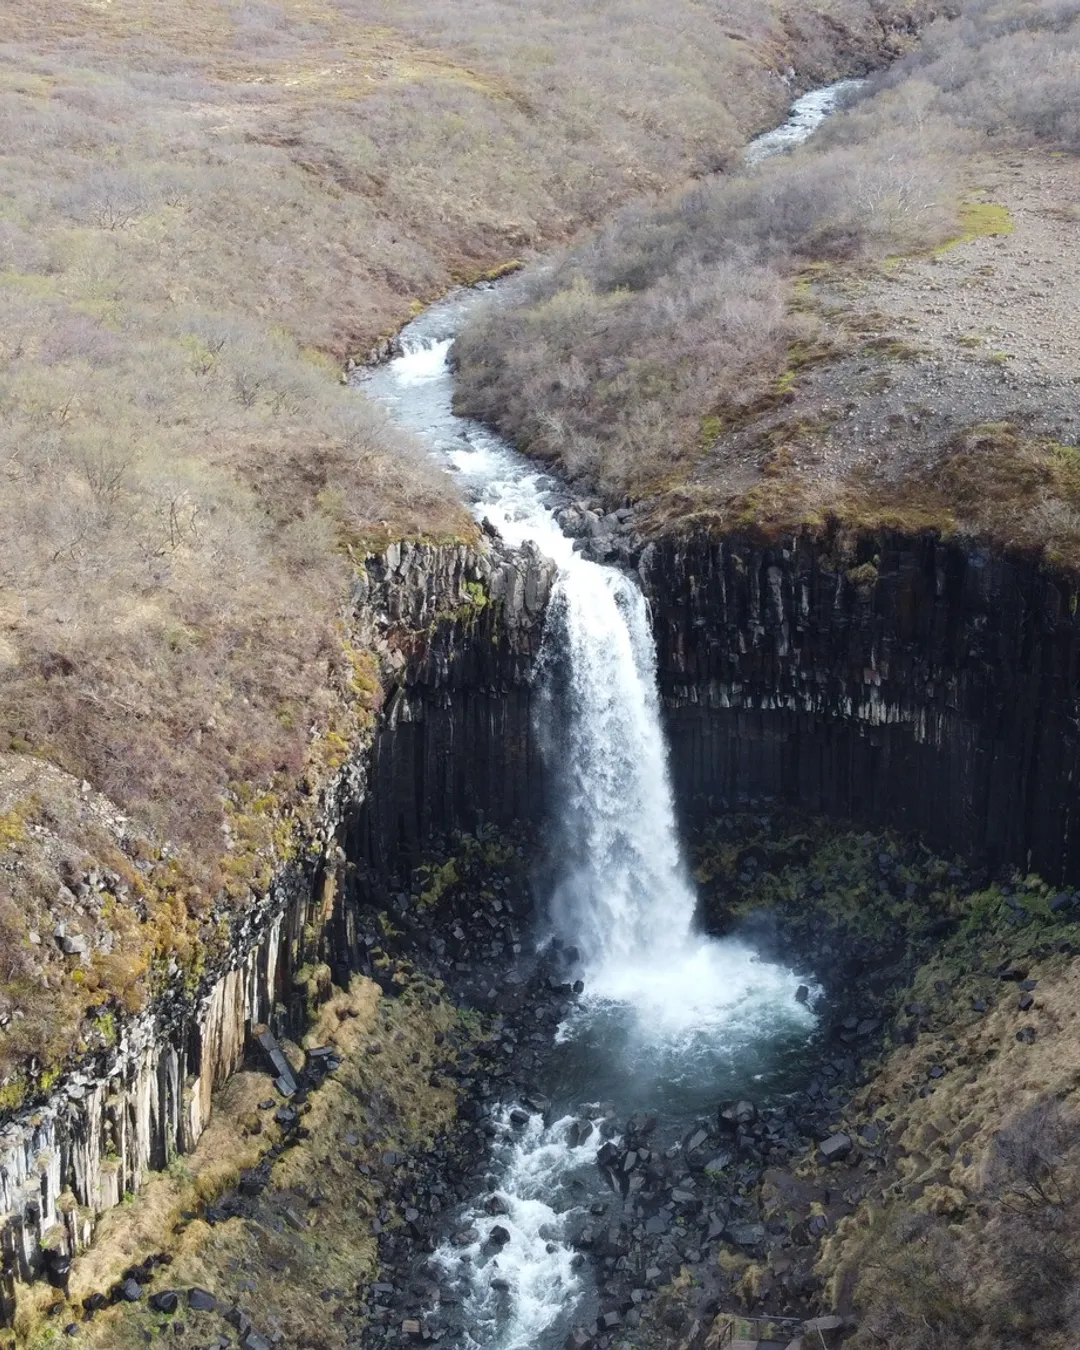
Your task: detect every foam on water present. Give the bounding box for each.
[433,1111,604,1350]
[745,78,865,164]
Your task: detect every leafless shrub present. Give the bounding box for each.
[453,117,954,493]
[59,167,154,230]
[852,0,1080,151]
[985,1097,1080,1211]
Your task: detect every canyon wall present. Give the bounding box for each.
[10,522,1080,1322]
[0,825,339,1326]
[0,539,554,1326]
[642,530,1080,882]
[345,539,554,892]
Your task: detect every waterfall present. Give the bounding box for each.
[371,322,816,1350]
[371,327,813,1059]
[359,83,868,1323]
[537,559,695,970]
[534,546,815,1052]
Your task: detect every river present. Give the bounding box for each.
[360,79,859,1350]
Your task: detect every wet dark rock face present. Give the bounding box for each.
[641,530,1080,882]
[350,539,556,883]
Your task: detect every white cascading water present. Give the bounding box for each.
[370,334,814,1350]
[744,78,864,164]
[431,1110,604,1350]
[538,567,691,970]
[538,556,807,1042]
[361,80,856,1350]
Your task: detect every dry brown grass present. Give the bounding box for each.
[453,0,1080,537]
[824,952,1080,1350]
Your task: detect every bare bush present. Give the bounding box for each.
[852,0,1080,152]
[985,1097,1080,1211]
[455,0,1080,502]
[453,122,954,493]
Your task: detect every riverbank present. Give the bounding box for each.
[450,1,1080,570]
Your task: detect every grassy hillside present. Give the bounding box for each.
[452,0,1080,563]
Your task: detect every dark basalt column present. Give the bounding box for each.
[641,530,1080,883]
[345,540,556,890]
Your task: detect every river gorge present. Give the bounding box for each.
[5,72,1080,1350]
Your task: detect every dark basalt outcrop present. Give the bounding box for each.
[641,529,1080,883]
[11,521,1080,1332]
[346,538,555,895]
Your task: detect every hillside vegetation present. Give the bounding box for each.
[452,0,1080,561]
[0,0,909,1100]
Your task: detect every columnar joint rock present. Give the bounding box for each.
[641,529,1080,881]
[0,538,555,1327]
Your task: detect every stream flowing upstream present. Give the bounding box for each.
[361,81,859,1350]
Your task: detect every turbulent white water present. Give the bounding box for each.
[434,1110,604,1350]
[362,78,855,1350]
[378,338,812,1042]
[369,325,814,1350]
[745,78,865,164]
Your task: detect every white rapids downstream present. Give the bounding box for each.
[360,80,857,1350]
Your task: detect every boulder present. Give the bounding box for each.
[726,1222,766,1248]
[568,1119,594,1148]
[804,1314,846,1339]
[818,1133,853,1163]
[256,1029,297,1097]
[148,1290,179,1315]
[44,1251,72,1291]
[718,1100,757,1131]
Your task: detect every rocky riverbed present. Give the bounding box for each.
[40,803,1080,1350]
[323,810,1080,1350]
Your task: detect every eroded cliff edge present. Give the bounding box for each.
[10,519,1080,1337]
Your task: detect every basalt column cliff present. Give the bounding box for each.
[643,530,1080,882]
